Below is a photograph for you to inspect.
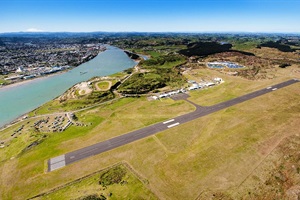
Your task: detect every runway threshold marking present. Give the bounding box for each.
[49,155,66,171]
[167,122,180,128]
[163,119,175,124]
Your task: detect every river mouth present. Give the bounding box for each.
[0,46,136,128]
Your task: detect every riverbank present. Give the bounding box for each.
[0,46,136,129]
[0,71,68,91]
[0,50,106,90]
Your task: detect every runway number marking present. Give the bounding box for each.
[163,119,175,124]
[167,122,180,128]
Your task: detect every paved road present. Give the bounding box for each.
[48,79,299,171]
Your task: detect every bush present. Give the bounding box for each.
[142,55,185,67]
[259,41,294,52]
[279,63,291,68]
[77,194,106,200]
[124,68,133,74]
[99,166,127,187]
[118,54,186,94]
[178,42,232,56]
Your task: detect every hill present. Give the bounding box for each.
[178,42,233,57]
[258,41,295,52]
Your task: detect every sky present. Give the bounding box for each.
[1,0,300,33]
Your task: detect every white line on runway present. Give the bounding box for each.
[167,122,180,128]
[49,155,66,171]
[79,148,98,156]
[266,87,272,89]
[50,155,65,164]
[163,119,175,124]
[272,88,277,91]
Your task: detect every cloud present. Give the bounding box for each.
[25,28,44,32]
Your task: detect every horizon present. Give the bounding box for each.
[1,0,300,33]
[1,31,300,35]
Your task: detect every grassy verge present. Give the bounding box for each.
[35,164,157,200]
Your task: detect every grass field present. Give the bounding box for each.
[146,51,161,58]
[0,63,299,199]
[184,66,298,106]
[36,164,157,200]
[96,81,111,91]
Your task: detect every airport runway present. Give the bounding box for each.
[48,79,299,171]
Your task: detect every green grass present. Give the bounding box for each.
[97,81,110,90]
[0,114,104,163]
[0,120,37,162]
[109,72,127,78]
[185,68,291,106]
[30,91,115,116]
[0,79,8,85]
[0,96,195,199]
[147,51,161,58]
[119,56,186,94]
[1,59,299,200]
[29,101,63,116]
[0,82,299,200]
[39,164,157,200]
[232,41,259,51]
[158,60,185,69]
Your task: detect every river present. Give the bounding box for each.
[0,46,136,128]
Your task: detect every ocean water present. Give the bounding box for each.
[0,46,136,128]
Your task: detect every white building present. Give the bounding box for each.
[205,82,215,87]
[214,77,223,83]
[16,66,24,73]
[189,83,200,90]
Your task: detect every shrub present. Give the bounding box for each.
[99,166,127,187]
[279,63,291,68]
[77,194,106,200]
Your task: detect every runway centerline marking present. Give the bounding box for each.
[47,79,299,171]
[163,119,175,124]
[266,87,272,89]
[79,148,98,156]
[50,155,65,165]
[167,122,180,128]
